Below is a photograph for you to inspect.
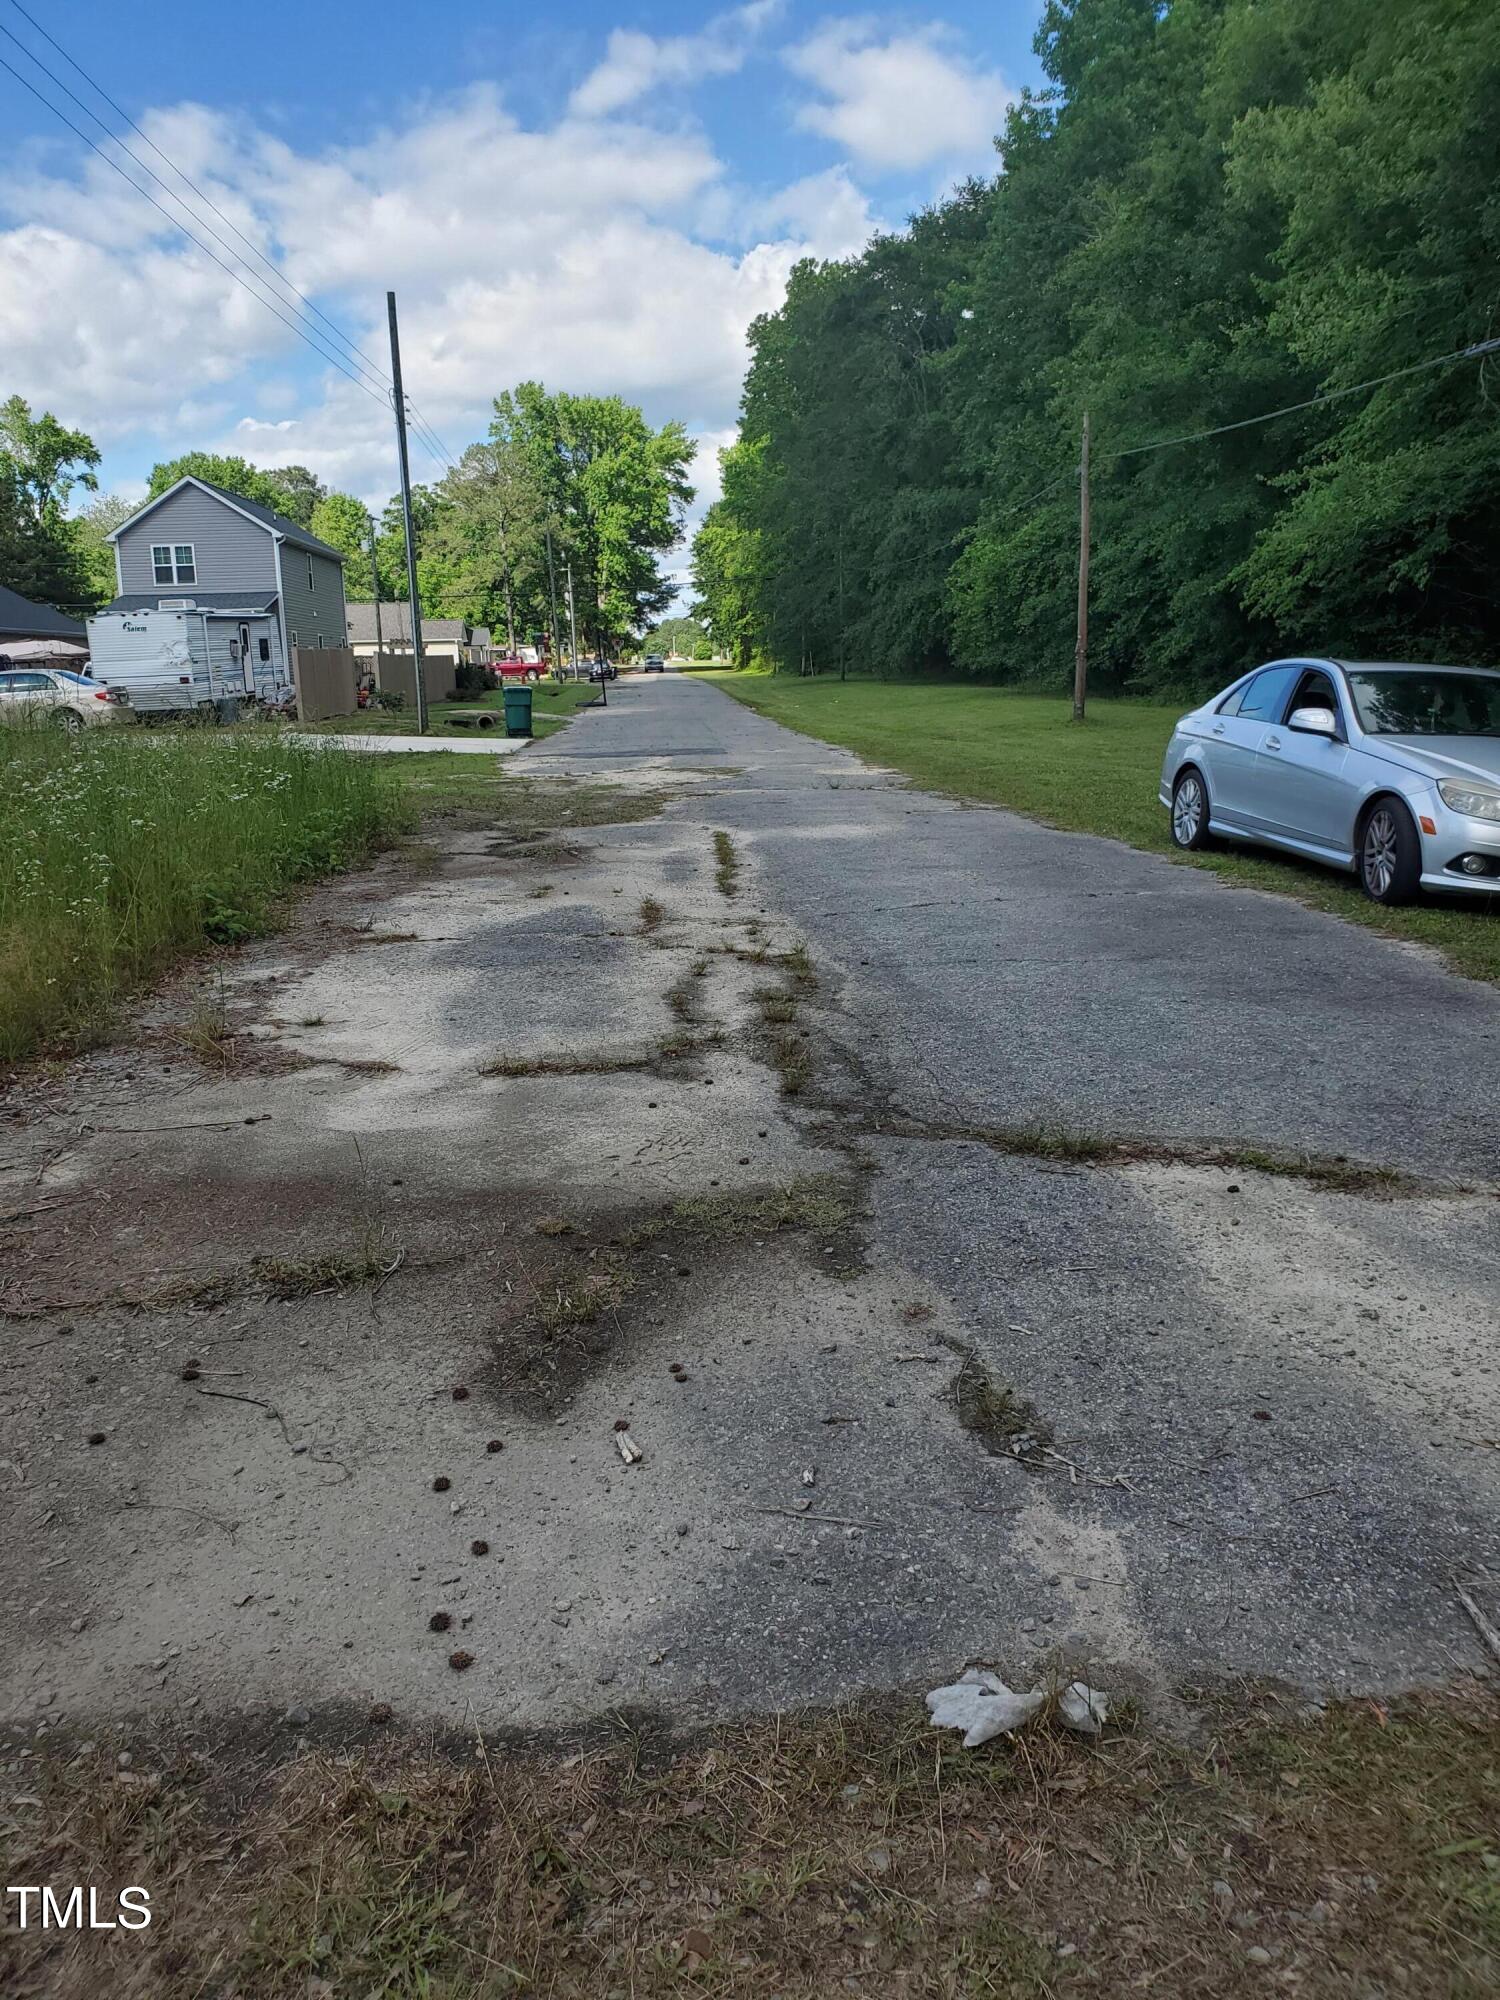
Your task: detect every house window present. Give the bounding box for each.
[151,543,196,585]
[307,554,315,593]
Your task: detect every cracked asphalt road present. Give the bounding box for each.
[3,672,1497,1745]
[538,673,1500,1181]
[536,674,1500,1691]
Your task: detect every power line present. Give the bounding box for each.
[1105,335,1500,461]
[0,51,393,412]
[2,0,394,402]
[5,0,470,485]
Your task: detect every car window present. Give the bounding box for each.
[1216,683,1248,716]
[55,670,95,688]
[1286,669,1339,720]
[8,672,53,692]
[1236,666,1300,722]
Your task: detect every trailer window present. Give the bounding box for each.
[151,543,196,584]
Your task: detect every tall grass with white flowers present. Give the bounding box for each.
[0,721,411,1061]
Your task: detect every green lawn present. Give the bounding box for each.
[298,679,600,740]
[0,724,410,1061]
[693,670,1500,985]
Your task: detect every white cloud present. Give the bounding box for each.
[786,18,1011,174]
[750,167,878,261]
[570,2,781,119]
[0,79,863,510]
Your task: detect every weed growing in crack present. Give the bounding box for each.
[479,1031,722,1079]
[947,1342,1053,1459]
[179,983,234,1065]
[639,896,665,933]
[713,829,740,896]
[753,984,798,1026]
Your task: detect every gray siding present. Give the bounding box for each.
[278,545,347,650]
[116,486,276,595]
[202,612,286,696]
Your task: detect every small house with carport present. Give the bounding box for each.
[0,585,87,660]
[346,601,494,674]
[101,476,348,684]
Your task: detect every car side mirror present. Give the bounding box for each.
[1288,705,1338,737]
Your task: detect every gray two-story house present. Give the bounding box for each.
[104,477,348,676]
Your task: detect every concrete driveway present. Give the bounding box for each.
[3,672,1496,1745]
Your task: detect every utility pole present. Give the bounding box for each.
[545,530,562,680]
[369,523,383,689]
[564,559,581,681]
[1072,409,1090,724]
[386,289,428,734]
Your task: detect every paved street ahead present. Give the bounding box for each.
[536,672,1500,1177]
[5,670,1497,1738]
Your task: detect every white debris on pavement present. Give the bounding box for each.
[1058,1681,1110,1735]
[924,1671,1045,1746]
[925,1671,1112,1746]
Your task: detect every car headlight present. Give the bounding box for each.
[1437,779,1500,823]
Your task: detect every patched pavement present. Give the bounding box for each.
[3,678,1497,1745]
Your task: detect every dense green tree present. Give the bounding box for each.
[707,0,1500,695]
[0,395,100,613]
[489,385,694,654]
[261,463,326,529]
[309,492,374,581]
[146,452,292,516]
[71,492,137,606]
[645,612,710,656]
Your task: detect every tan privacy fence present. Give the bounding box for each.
[373,651,457,709]
[292,646,359,721]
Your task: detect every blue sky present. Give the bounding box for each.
[0,1,1048,546]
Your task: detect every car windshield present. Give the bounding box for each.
[1346,669,1500,737]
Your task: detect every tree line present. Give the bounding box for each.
[3,385,694,659]
[692,0,1499,697]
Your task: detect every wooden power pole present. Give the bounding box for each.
[386,290,428,734]
[1073,410,1090,723]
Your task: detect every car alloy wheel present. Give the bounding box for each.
[1362,808,1398,898]
[1171,771,1206,849]
[1358,797,1421,905]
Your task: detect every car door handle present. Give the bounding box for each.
[1264,735,1282,751]
[1211,724,1226,736]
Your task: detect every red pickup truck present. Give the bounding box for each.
[492,657,543,683]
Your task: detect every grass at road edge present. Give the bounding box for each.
[692,672,1500,985]
[0,726,411,1062]
[4,1686,1494,1997]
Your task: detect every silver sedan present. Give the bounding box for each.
[1159,657,1500,903]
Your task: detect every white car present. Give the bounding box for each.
[1160,657,1500,903]
[0,665,129,731]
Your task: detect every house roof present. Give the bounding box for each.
[345,601,471,645]
[107,477,347,560]
[0,584,86,642]
[103,591,280,615]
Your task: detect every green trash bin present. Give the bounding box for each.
[502,684,534,738]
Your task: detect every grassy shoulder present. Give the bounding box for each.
[0,724,412,1063]
[4,1687,1495,1997]
[693,671,1500,985]
[297,680,600,741]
